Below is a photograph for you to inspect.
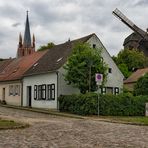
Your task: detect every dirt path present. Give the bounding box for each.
[0,106,148,148]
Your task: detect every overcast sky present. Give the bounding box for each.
[0,0,148,58]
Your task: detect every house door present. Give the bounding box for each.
[27,86,32,107]
[2,88,5,101]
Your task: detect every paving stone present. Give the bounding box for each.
[0,106,148,148]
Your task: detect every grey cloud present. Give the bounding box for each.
[133,0,148,6]
[12,22,21,27]
[0,0,148,58]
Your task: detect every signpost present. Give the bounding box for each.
[95,73,103,116]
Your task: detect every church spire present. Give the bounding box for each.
[23,10,31,48]
[17,11,35,58]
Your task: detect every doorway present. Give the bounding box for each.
[2,88,5,101]
[27,86,32,107]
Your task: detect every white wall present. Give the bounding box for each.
[87,34,124,93]
[0,81,21,106]
[57,34,124,95]
[23,73,57,109]
[58,67,80,96]
[57,35,124,95]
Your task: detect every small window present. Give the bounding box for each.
[101,87,106,94]
[38,85,42,100]
[51,84,55,100]
[114,87,119,95]
[34,85,37,100]
[15,85,20,96]
[93,44,96,49]
[47,85,51,100]
[9,85,13,96]
[47,84,55,100]
[109,68,112,73]
[42,84,46,100]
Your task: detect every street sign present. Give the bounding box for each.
[95,73,103,83]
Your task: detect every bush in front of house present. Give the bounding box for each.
[59,93,97,115]
[58,93,148,116]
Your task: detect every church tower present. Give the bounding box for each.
[17,11,35,58]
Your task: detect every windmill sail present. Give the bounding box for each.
[112,8,146,38]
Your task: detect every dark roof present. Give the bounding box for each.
[0,50,47,82]
[24,33,95,76]
[23,11,31,47]
[124,67,148,84]
[123,32,142,46]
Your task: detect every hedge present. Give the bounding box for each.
[58,93,148,116]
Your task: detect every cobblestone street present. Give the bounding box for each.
[0,106,148,148]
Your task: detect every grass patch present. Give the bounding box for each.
[0,119,29,130]
[100,116,148,126]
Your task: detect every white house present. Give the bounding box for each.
[22,33,124,109]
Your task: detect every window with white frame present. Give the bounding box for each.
[15,85,20,96]
[42,84,46,100]
[38,85,42,100]
[114,87,119,95]
[34,85,37,100]
[9,85,13,96]
[9,85,20,96]
[47,84,55,100]
[101,87,106,94]
[34,84,55,100]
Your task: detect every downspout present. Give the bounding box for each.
[21,79,23,107]
[56,71,59,111]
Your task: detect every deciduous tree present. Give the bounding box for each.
[64,42,108,94]
[37,42,55,51]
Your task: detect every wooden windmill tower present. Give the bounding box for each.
[112,8,148,56]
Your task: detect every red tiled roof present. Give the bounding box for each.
[0,59,14,73]
[0,50,47,82]
[124,67,148,84]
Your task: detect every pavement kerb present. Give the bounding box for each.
[1,104,147,126]
[0,104,84,119]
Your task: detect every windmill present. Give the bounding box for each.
[112,8,148,56]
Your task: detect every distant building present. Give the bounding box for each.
[123,32,148,57]
[17,11,35,58]
[124,67,148,91]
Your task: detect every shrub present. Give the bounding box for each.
[58,93,148,116]
[134,73,148,95]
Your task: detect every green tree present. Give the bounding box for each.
[37,42,55,51]
[64,42,108,94]
[118,63,132,78]
[113,49,148,78]
[134,73,148,95]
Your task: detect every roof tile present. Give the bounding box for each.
[0,50,47,82]
[124,67,148,83]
